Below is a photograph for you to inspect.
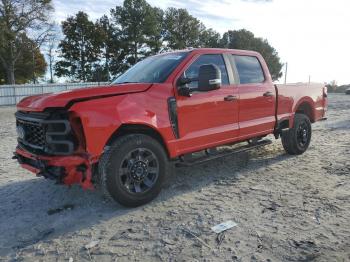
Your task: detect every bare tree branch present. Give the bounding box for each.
[0,0,54,84]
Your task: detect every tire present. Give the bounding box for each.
[98,134,169,207]
[281,113,312,155]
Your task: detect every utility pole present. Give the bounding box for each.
[284,62,288,84]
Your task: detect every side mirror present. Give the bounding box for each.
[198,64,221,91]
[177,77,192,86]
[176,77,192,97]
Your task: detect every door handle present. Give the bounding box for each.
[263,91,274,97]
[224,95,237,101]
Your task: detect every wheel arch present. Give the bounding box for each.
[104,123,170,158]
[294,98,315,123]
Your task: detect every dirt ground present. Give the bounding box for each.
[0,94,349,262]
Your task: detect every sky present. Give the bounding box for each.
[53,0,350,85]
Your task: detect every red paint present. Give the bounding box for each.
[15,48,328,189]
[17,83,152,112]
[15,147,94,189]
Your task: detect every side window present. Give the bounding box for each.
[233,55,265,84]
[184,54,229,89]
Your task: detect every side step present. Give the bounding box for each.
[175,139,272,167]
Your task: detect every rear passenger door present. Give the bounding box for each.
[231,55,276,138]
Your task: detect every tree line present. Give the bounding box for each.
[0,0,283,85]
[326,81,350,93]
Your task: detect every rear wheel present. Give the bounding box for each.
[99,134,169,207]
[281,113,312,155]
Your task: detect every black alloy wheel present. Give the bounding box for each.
[119,148,159,194]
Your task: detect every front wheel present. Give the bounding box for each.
[281,113,312,155]
[99,134,169,207]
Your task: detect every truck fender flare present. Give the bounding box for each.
[104,123,171,158]
[292,98,315,124]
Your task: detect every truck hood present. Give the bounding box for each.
[17,83,152,112]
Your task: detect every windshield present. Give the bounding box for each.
[112,52,188,84]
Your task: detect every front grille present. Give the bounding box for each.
[15,111,75,155]
[17,119,46,148]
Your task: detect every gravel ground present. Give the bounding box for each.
[0,94,349,262]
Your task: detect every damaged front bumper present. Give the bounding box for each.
[14,147,94,189]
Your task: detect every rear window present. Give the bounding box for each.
[233,55,265,84]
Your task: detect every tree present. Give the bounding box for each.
[0,34,46,84]
[50,0,283,83]
[326,80,337,92]
[95,15,114,81]
[15,36,47,84]
[111,0,163,66]
[163,8,202,50]
[44,25,60,83]
[46,36,56,83]
[95,15,134,81]
[0,0,53,84]
[146,7,164,55]
[0,70,4,84]
[220,29,283,80]
[55,12,103,81]
[199,27,221,48]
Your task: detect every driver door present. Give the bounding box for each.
[175,53,239,153]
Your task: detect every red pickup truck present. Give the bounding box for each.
[14,48,327,207]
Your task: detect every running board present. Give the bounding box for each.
[175,139,272,167]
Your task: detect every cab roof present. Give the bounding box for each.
[169,48,261,57]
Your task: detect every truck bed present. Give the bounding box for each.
[276,83,327,124]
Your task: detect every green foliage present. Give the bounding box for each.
[164,8,205,50]
[13,37,47,84]
[0,0,53,84]
[0,34,47,84]
[55,12,103,81]
[220,29,283,80]
[163,8,221,49]
[54,0,283,82]
[94,15,117,81]
[111,0,163,64]
[199,28,221,48]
